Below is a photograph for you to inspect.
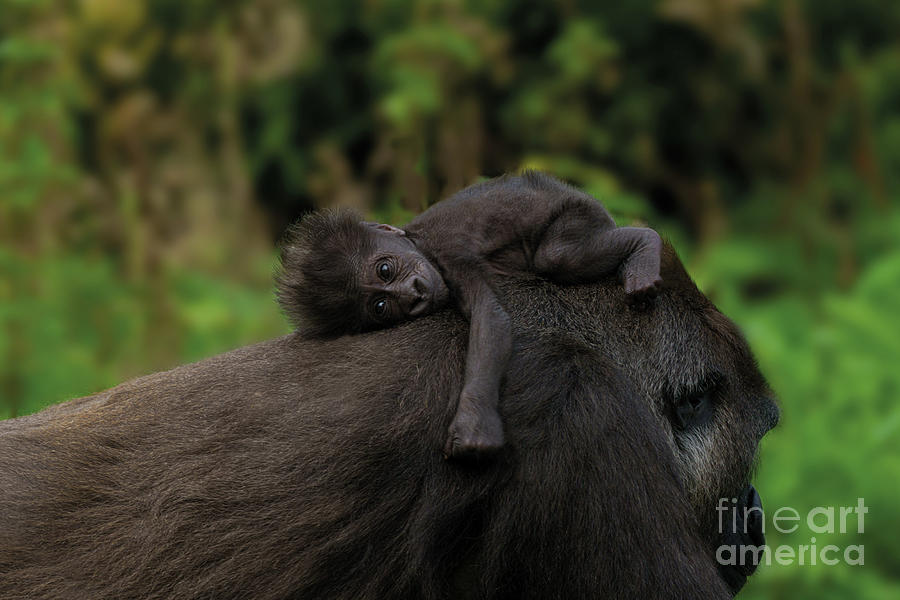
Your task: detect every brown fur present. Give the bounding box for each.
[0,244,776,599]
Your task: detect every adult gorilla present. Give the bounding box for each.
[0,243,778,599]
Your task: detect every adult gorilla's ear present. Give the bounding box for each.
[363,222,406,236]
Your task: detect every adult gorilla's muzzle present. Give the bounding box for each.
[718,484,766,595]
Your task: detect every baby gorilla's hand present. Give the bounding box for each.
[444,392,505,460]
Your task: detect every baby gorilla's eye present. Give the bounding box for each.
[373,298,388,317]
[377,261,393,282]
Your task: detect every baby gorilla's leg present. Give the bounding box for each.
[535,223,662,299]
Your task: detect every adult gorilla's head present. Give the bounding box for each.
[495,242,779,594]
[635,246,778,589]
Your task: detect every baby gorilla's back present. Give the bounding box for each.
[404,171,619,277]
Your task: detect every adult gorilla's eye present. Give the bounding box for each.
[377,261,393,282]
[671,380,719,430]
[373,298,388,317]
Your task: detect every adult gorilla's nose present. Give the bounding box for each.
[744,485,765,548]
[718,484,766,595]
[733,484,765,576]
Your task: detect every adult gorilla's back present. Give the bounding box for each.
[0,247,774,599]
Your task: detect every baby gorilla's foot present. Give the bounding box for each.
[620,227,663,300]
[444,402,505,460]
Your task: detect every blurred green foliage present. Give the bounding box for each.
[0,0,898,597]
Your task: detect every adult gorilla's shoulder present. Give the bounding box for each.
[0,248,774,600]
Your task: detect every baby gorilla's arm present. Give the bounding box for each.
[444,273,511,459]
[533,205,662,297]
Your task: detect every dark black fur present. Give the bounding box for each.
[0,243,777,599]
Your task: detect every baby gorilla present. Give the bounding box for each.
[277,172,662,459]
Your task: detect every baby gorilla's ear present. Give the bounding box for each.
[275,209,375,338]
[363,222,406,236]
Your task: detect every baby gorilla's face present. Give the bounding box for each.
[358,223,449,329]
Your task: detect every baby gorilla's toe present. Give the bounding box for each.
[444,409,505,460]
